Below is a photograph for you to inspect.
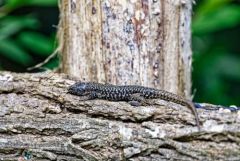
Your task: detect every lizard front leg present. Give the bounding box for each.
[87,91,99,100]
[128,93,148,106]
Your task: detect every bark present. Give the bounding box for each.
[58,0,193,98]
[0,72,240,161]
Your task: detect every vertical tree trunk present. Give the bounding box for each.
[58,0,192,98]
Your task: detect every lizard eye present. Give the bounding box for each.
[68,82,87,96]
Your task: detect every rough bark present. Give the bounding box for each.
[58,0,193,98]
[0,72,240,161]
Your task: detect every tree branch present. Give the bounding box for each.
[0,72,239,160]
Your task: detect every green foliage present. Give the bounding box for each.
[193,4,240,34]
[1,0,57,15]
[17,31,55,57]
[0,15,39,39]
[0,0,58,71]
[192,0,240,105]
[0,39,34,66]
[193,0,240,36]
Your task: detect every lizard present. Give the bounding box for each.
[68,82,200,130]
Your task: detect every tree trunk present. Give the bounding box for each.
[58,0,192,98]
[0,72,240,160]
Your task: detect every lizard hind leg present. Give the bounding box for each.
[128,93,148,106]
[128,100,142,106]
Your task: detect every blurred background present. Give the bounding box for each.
[0,0,59,71]
[0,0,239,105]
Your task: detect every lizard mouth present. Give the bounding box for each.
[67,87,90,96]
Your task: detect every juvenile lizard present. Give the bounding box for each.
[68,82,200,130]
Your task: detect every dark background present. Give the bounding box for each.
[0,0,239,106]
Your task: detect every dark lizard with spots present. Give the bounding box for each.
[68,82,201,130]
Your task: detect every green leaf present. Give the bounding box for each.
[3,0,57,11]
[17,31,55,57]
[196,0,233,16]
[2,0,29,11]
[0,15,39,40]
[193,5,240,34]
[25,0,58,6]
[0,39,33,66]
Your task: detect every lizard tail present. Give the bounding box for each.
[155,90,201,130]
[185,100,201,131]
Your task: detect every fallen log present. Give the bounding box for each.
[0,72,239,160]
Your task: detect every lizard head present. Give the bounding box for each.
[68,82,90,96]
